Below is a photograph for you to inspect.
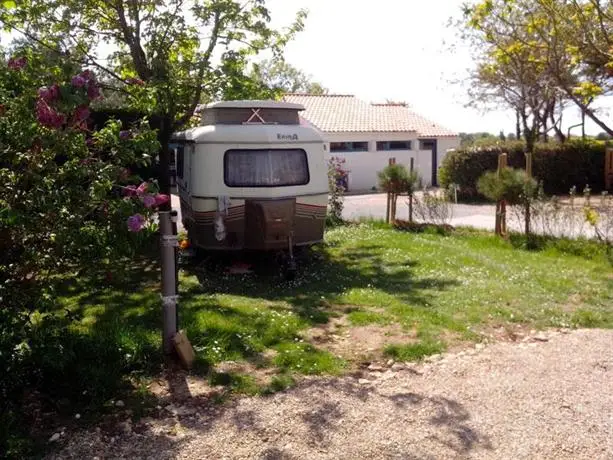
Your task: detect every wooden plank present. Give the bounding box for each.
[173,330,196,369]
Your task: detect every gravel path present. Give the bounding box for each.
[52,329,613,460]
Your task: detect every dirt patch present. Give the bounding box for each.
[148,372,221,403]
[303,314,417,361]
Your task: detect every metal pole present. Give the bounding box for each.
[171,210,179,330]
[159,210,178,355]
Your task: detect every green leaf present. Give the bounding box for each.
[1,0,17,9]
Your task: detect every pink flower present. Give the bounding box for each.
[38,84,60,103]
[141,194,156,208]
[127,214,146,232]
[87,83,101,100]
[154,194,170,206]
[36,100,65,129]
[136,182,148,195]
[71,75,87,87]
[123,185,138,196]
[8,56,26,70]
[73,105,90,122]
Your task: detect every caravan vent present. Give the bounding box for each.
[200,107,301,126]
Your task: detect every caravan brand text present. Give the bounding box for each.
[277,133,299,141]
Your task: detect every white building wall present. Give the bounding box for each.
[436,136,461,166]
[322,131,441,192]
[328,150,433,191]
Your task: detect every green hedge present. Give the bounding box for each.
[439,140,607,200]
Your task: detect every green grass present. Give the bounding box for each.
[53,222,613,407]
[384,340,446,361]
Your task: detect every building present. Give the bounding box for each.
[283,94,460,191]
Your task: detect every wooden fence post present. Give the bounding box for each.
[385,157,396,223]
[606,148,613,191]
[495,153,508,236]
[525,152,533,236]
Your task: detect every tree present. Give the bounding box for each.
[377,164,418,223]
[0,48,162,455]
[461,0,568,152]
[0,1,307,197]
[251,59,327,95]
[461,0,613,143]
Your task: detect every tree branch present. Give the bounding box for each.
[176,9,223,128]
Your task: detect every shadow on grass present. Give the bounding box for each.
[183,243,459,324]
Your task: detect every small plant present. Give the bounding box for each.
[327,156,347,224]
[478,168,538,235]
[413,188,454,226]
[584,195,613,265]
[377,164,419,223]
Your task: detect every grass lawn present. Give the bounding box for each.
[59,222,613,401]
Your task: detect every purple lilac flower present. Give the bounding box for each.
[8,56,26,70]
[36,100,65,129]
[71,75,87,88]
[73,105,90,122]
[123,185,138,196]
[127,214,146,232]
[141,194,156,208]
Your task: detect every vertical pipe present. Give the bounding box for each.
[171,210,179,331]
[159,211,178,355]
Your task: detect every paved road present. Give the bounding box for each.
[343,193,497,230]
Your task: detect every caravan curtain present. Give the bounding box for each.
[224,149,309,187]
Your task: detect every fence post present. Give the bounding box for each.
[606,147,613,191]
[525,152,533,236]
[495,153,508,236]
[385,157,396,223]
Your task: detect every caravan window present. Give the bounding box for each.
[176,144,185,179]
[224,149,309,187]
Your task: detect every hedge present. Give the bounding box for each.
[439,140,607,200]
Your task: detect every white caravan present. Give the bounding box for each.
[171,100,328,274]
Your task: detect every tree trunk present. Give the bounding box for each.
[550,109,566,142]
[156,116,173,211]
[515,110,521,140]
[581,110,586,140]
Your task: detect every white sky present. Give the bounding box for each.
[266,0,612,135]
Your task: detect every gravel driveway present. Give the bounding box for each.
[52,329,613,459]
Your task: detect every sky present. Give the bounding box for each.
[265,0,612,136]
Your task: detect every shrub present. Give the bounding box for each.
[412,189,454,226]
[327,156,346,223]
[0,50,160,455]
[377,164,420,222]
[477,168,538,204]
[440,140,606,200]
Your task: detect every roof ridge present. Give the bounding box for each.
[284,93,356,98]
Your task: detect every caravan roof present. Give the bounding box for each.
[201,100,305,111]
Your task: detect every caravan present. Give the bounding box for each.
[172,100,328,275]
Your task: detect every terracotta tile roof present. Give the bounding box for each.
[283,94,457,137]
